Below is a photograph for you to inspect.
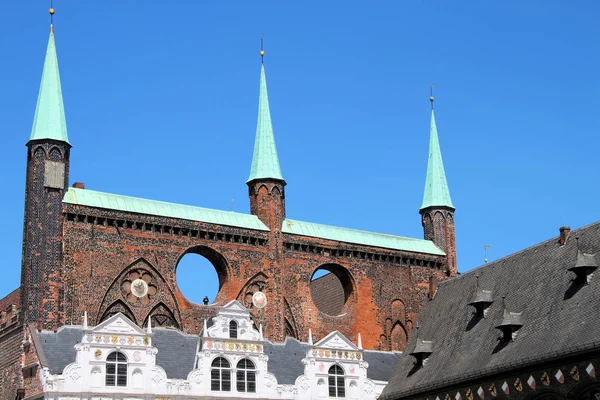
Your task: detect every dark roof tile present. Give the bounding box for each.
[381,221,600,399]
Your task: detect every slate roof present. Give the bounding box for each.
[36,327,400,384]
[264,338,401,384]
[37,326,81,375]
[309,272,345,316]
[152,329,199,379]
[381,222,600,399]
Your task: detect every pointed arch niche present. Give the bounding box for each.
[97,258,180,327]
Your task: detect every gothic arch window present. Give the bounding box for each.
[105,351,127,387]
[210,357,231,392]
[229,320,238,339]
[236,359,256,393]
[328,364,345,398]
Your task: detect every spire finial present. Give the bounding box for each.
[430,84,436,110]
[260,36,265,64]
[49,0,55,30]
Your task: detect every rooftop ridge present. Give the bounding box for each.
[283,218,445,256]
[284,218,429,243]
[439,220,600,285]
[62,187,270,231]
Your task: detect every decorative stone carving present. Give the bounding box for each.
[122,270,157,305]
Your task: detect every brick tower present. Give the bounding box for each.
[20,24,71,331]
[420,95,457,275]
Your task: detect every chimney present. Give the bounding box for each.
[73,182,85,189]
[428,275,438,300]
[559,226,571,246]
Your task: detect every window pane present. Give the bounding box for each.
[329,386,336,397]
[247,380,256,393]
[338,385,345,398]
[211,370,220,380]
[223,370,231,381]
[117,375,127,386]
[237,379,246,392]
[211,379,220,391]
[222,380,231,392]
[117,353,127,362]
[117,364,127,375]
[248,371,256,383]
[106,375,115,386]
[106,364,115,374]
[107,353,117,361]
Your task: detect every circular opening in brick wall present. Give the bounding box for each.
[176,246,228,305]
[310,264,354,316]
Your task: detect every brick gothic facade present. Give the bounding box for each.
[0,24,458,399]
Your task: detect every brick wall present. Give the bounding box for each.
[61,203,448,350]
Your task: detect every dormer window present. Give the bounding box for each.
[105,351,127,387]
[468,276,494,318]
[409,338,433,367]
[495,297,523,342]
[328,365,345,398]
[229,320,238,339]
[568,240,598,284]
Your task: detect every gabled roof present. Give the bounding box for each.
[421,110,452,210]
[381,221,600,399]
[247,64,284,183]
[63,187,269,231]
[30,26,69,144]
[283,219,445,256]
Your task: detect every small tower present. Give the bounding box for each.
[20,13,71,330]
[247,48,286,231]
[420,93,457,275]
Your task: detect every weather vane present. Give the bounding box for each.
[484,245,491,263]
[260,36,265,63]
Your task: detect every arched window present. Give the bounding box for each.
[236,359,256,393]
[106,352,127,387]
[229,320,238,339]
[211,357,231,391]
[328,364,345,398]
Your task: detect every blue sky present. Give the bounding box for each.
[1,1,599,303]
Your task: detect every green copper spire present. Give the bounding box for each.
[29,26,70,144]
[421,102,454,210]
[247,64,283,182]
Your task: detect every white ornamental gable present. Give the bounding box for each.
[314,331,358,351]
[91,313,146,336]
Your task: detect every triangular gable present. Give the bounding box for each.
[315,331,358,351]
[220,300,250,313]
[92,312,146,336]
